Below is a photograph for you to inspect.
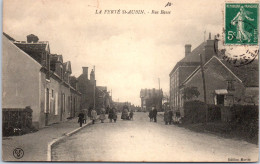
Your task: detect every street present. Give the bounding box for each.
[52,112,258,162]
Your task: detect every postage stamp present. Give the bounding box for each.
[225,3,259,45]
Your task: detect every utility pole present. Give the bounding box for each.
[93,66,96,109]
[199,54,208,123]
[158,78,161,110]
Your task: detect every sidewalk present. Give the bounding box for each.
[2,118,91,161]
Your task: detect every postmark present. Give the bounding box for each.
[13,148,24,159]
[214,35,259,67]
[225,3,259,45]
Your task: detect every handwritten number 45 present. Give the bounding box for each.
[165,2,172,7]
[228,31,236,40]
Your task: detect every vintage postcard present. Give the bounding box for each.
[2,0,259,162]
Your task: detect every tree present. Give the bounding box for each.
[182,86,200,101]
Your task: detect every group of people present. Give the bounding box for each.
[148,107,158,122]
[163,109,173,125]
[77,106,118,127]
[121,105,134,120]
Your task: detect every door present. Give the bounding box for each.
[60,93,63,121]
[217,95,225,105]
[45,88,49,126]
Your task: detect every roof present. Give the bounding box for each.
[3,32,16,41]
[221,58,259,87]
[180,42,206,63]
[14,41,49,64]
[140,88,163,98]
[63,61,72,73]
[169,42,206,76]
[97,86,107,92]
[182,56,259,87]
[215,89,228,95]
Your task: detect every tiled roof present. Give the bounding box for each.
[14,41,49,64]
[221,59,259,87]
[170,42,206,76]
[182,56,259,87]
[180,42,206,63]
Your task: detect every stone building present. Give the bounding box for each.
[77,67,112,113]
[181,56,258,109]
[169,33,217,113]
[140,88,163,111]
[2,33,81,129]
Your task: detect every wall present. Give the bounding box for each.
[2,36,41,128]
[182,57,246,116]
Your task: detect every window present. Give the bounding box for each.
[45,88,50,113]
[62,94,66,112]
[51,89,54,98]
[227,80,235,91]
[55,93,58,115]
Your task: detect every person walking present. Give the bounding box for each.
[168,110,173,125]
[108,107,114,123]
[153,107,158,123]
[149,109,154,122]
[164,110,170,125]
[129,109,134,120]
[91,108,97,124]
[78,111,85,127]
[113,107,117,123]
[100,107,106,123]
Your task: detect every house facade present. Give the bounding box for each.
[2,33,81,129]
[78,67,112,113]
[140,88,163,111]
[181,56,259,110]
[169,33,217,115]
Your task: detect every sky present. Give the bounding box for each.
[3,0,226,106]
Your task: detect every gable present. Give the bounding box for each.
[183,56,243,86]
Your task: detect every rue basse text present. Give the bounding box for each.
[151,10,171,14]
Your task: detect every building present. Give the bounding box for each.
[2,33,81,129]
[181,56,259,108]
[169,33,217,115]
[140,88,163,111]
[96,86,112,109]
[77,67,95,110]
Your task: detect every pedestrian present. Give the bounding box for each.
[100,107,106,123]
[91,108,97,124]
[78,111,85,127]
[81,109,87,124]
[168,110,173,125]
[129,109,134,120]
[108,107,114,123]
[121,106,129,120]
[164,110,170,125]
[113,107,117,123]
[153,107,158,122]
[149,109,154,122]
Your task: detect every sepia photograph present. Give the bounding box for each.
[2,0,259,162]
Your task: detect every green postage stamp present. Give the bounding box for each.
[225,3,259,45]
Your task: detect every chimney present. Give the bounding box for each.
[27,34,39,43]
[204,32,216,62]
[82,67,88,79]
[185,44,192,56]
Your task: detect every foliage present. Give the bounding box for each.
[183,100,207,124]
[182,86,200,100]
[229,105,258,139]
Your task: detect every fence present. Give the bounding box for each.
[2,106,33,136]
